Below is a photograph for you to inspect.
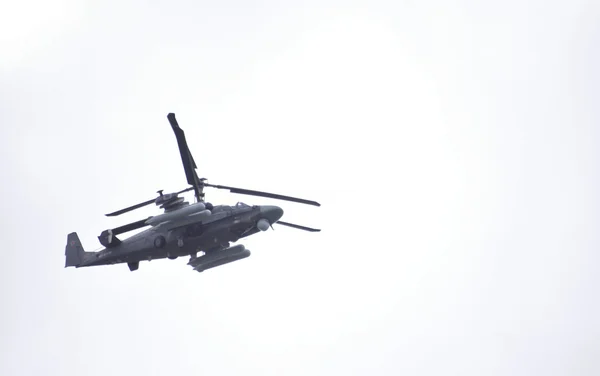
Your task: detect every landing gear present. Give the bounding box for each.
[128,261,139,271]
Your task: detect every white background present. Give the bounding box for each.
[1,1,599,375]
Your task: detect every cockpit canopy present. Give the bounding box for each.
[210,202,250,214]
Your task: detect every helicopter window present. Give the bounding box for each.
[236,202,249,207]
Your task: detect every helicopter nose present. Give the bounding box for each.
[259,205,284,226]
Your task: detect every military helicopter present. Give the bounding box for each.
[65,113,320,273]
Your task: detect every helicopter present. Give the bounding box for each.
[65,113,320,273]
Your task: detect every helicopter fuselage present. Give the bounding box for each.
[73,203,283,272]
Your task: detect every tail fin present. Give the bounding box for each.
[65,232,90,267]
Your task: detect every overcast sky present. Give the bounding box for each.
[1,1,599,375]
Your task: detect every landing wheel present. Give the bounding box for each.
[128,262,139,271]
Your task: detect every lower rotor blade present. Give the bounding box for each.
[105,198,156,217]
[105,187,194,217]
[111,217,152,235]
[204,183,321,207]
[276,221,321,232]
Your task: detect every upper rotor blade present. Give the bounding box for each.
[167,113,203,201]
[105,198,156,217]
[276,221,321,232]
[203,183,321,207]
[176,187,196,195]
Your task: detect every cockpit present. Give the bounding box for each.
[210,202,251,214]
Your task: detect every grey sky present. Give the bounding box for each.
[1,1,599,375]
